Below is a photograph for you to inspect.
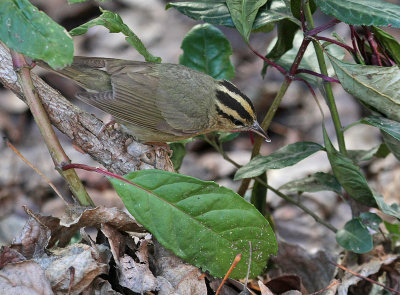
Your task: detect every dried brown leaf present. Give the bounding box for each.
[31,206,145,247]
[258,280,273,295]
[0,260,53,295]
[0,246,26,268]
[154,241,207,295]
[11,208,51,259]
[82,278,122,295]
[36,243,110,295]
[338,254,398,294]
[101,224,125,264]
[118,254,157,293]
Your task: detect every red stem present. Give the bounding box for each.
[295,69,340,83]
[315,36,356,55]
[363,26,382,66]
[248,44,287,75]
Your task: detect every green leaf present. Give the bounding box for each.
[166,1,235,27]
[110,170,277,278]
[323,126,376,207]
[361,116,400,141]
[384,221,400,244]
[279,172,341,194]
[262,19,299,75]
[234,142,323,180]
[290,0,316,20]
[382,130,400,161]
[226,0,268,41]
[169,143,186,171]
[329,56,400,122]
[69,0,108,3]
[371,26,400,65]
[69,9,161,63]
[179,24,234,80]
[217,132,240,143]
[314,0,400,27]
[0,0,73,69]
[373,194,400,219]
[336,218,373,253]
[254,0,301,30]
[166,0,299,32]
[347,144,389,163]
[360,212,382,232]
[251,172,267,216]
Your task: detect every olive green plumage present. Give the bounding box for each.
[38,56,269,143]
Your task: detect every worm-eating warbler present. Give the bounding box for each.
[39,57,270,143]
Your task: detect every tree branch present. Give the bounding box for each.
[0,43,174,175]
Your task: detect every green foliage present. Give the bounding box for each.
[234,142,323,180]
[169,143,186,171]
[179,24,234,80]
[279,172,341,194]
[70,8,161,63]
[336,218,373,253]
[328,56,400,122]
[110,170,277,278]
[360,212,382,232]
[314,0,400,27]
[371,26,400,65]
[323,126,377,207]
[0,0,73,68]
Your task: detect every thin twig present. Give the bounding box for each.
[315,36,356,54]
[295,69,340,83]
[10,51,94,206]
[248,44,287,75]
[215,254,242,295]
[6,140,67,204]
[306,19,341,36]
[330,261,400,295]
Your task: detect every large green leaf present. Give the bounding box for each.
[329,56,400,122]
[382,131,400,161]
[373,194,400,219]
[70,9,161,63]
[336,218,373,253]
[166,1,235,27]
[110,170,277,278]
[234,142,323,180]
[371,26,400,65]
[314,0,400,27]
[179,24,234,80]
[279,172,341,194]
[226,0,268,41]
[0,0,73,68]
[361,116,400,141]
[323,126,376,207]
[167,0,299,31]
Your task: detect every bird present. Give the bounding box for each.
[37,56,270,143]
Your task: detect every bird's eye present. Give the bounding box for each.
[234,120,244,126]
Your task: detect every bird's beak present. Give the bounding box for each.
[250,122,271,142]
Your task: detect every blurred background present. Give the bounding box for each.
[0,0,399,257]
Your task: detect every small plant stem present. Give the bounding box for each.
[306,18,341,36]
[295,69,340,83]
[303,0,347,155]
[363,26,382,66]
[255,177,338,233]
[237,78,291,196]
[11,51,94,207]
[315,36,356,55]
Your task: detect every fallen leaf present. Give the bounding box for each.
[0,260,53,295]
[36,243,111,295]
[0,246,26,268]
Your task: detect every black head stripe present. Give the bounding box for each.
[216,90,253,121]
[220,80,255,113]
[216,105,237,124]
